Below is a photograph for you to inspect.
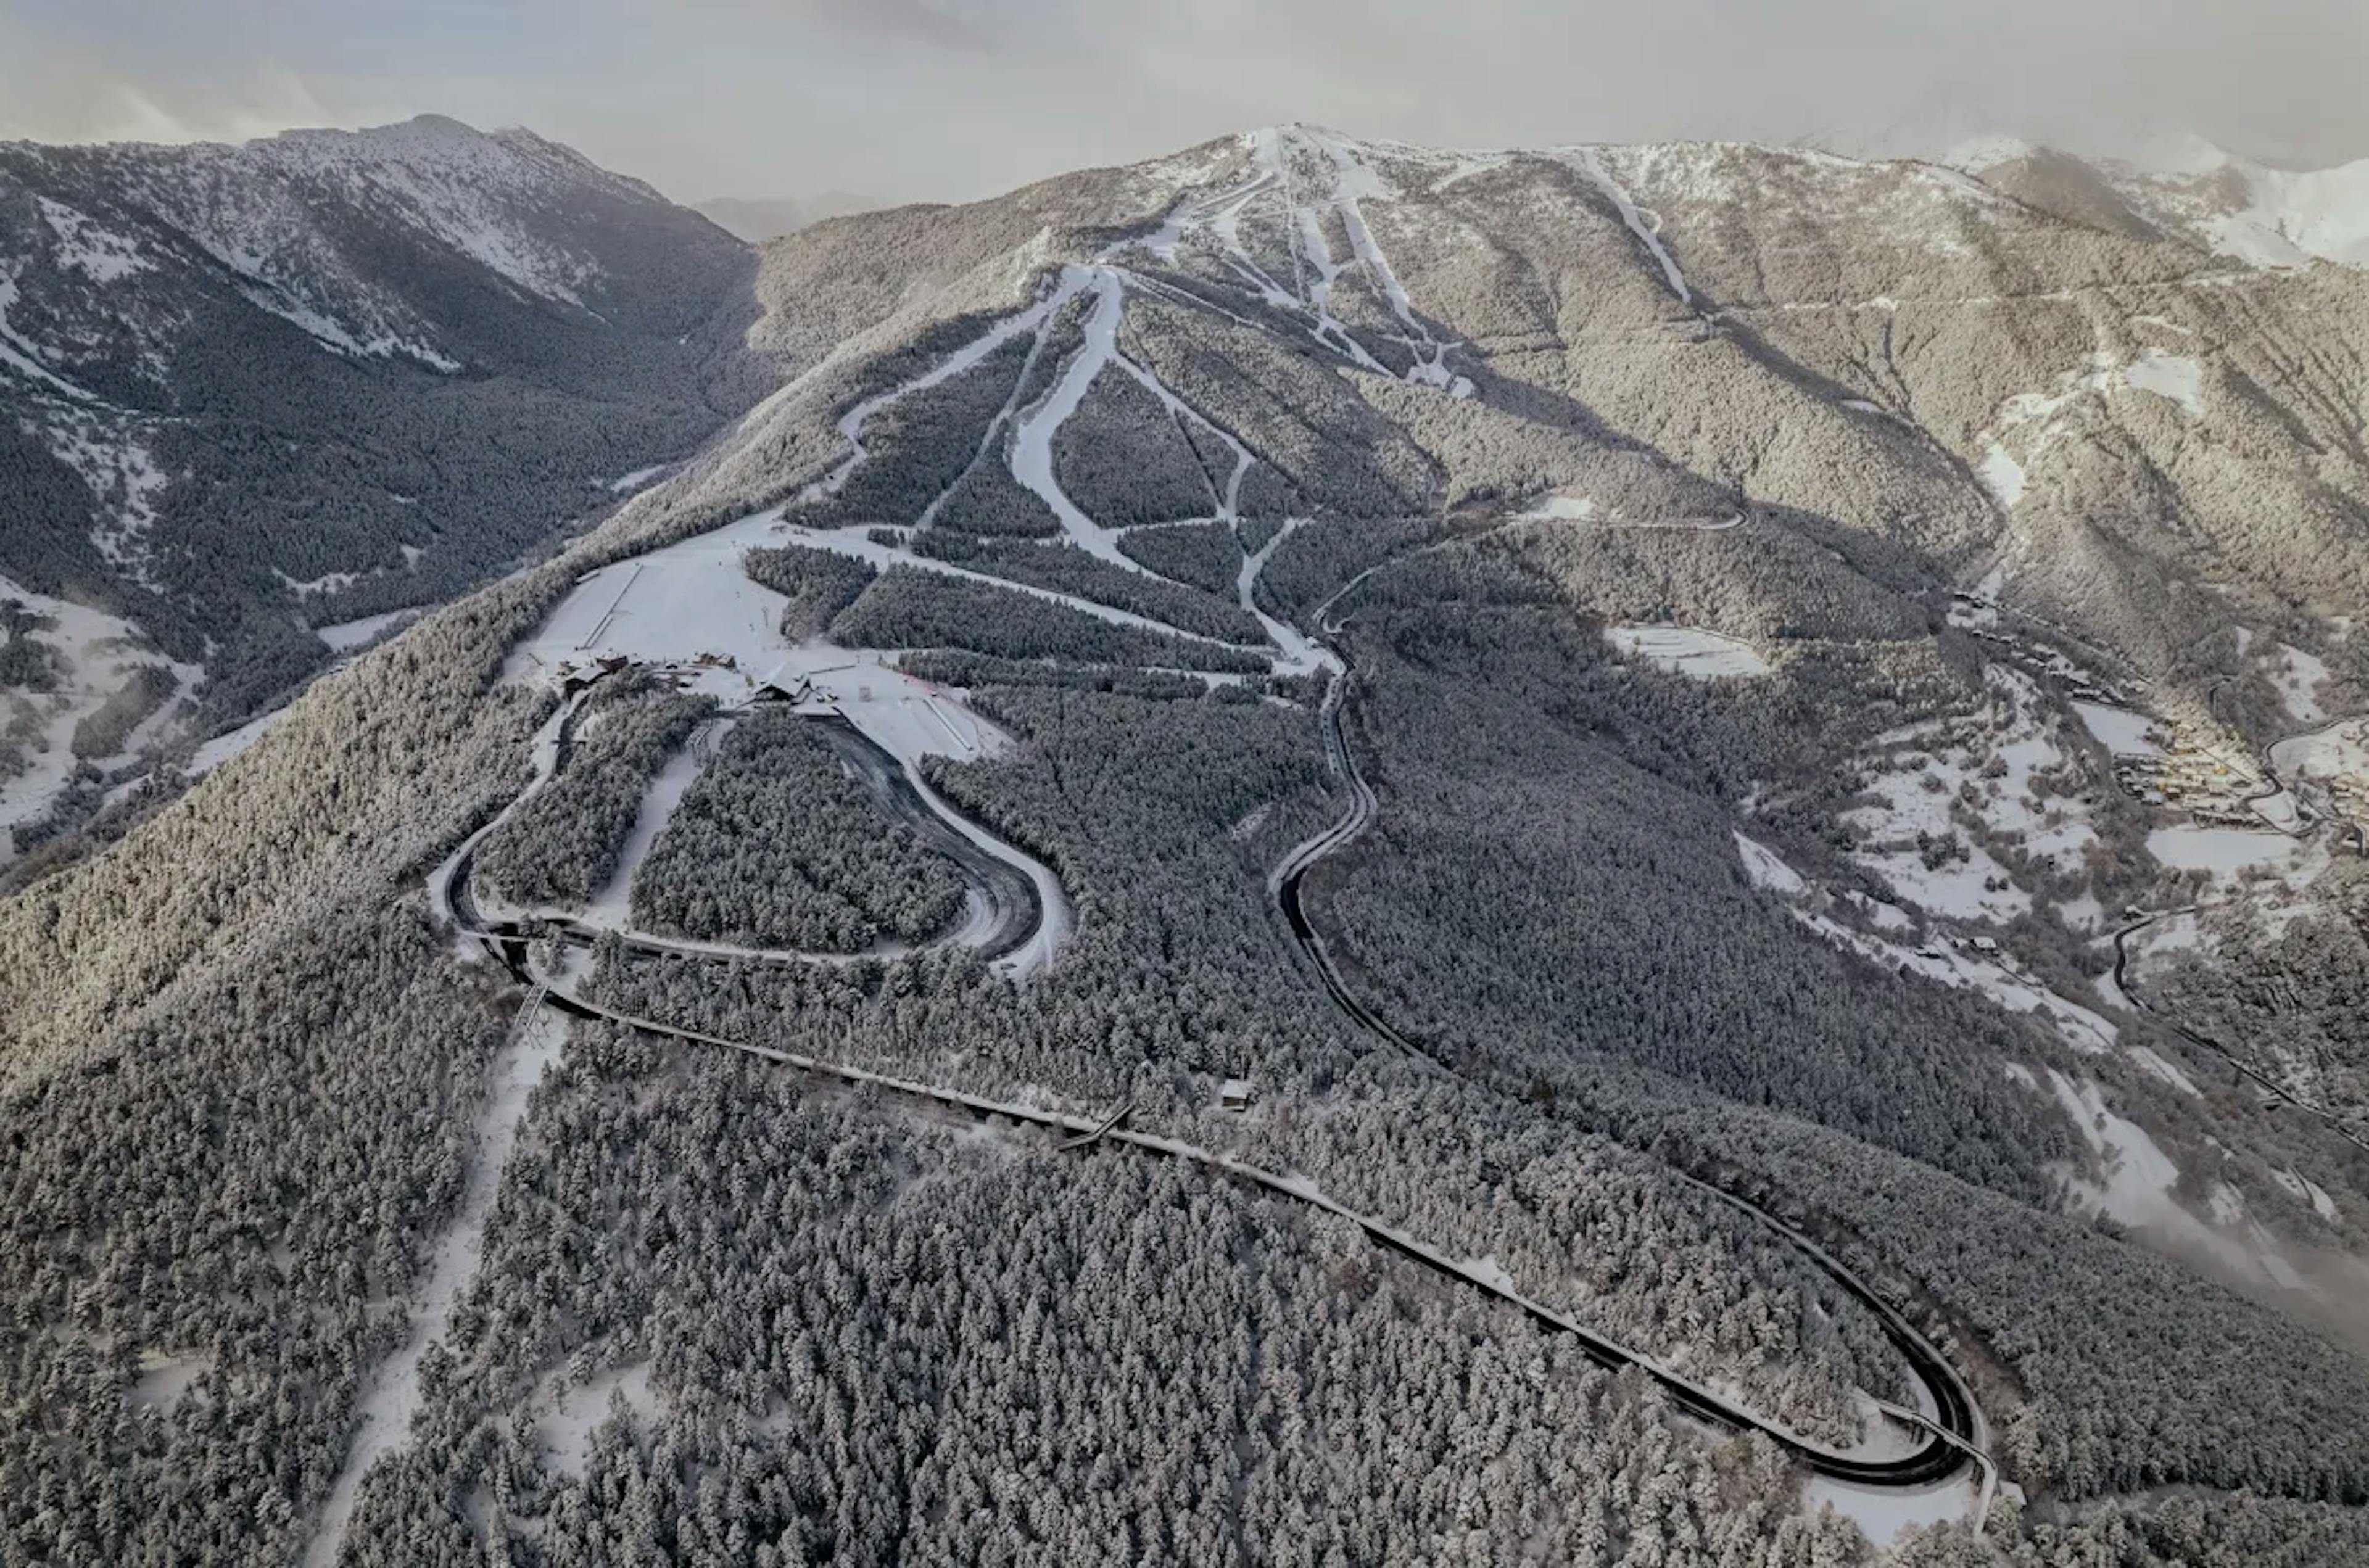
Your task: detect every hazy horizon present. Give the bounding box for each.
[6,0,2367,208]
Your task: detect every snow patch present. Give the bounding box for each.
[316,608,421,652]
[2123,349,2204,415]
[539,1362,662,1479]
[1604,625,1771,679]
[1734,832,1808,896]
[1977,445,2025,508]
[1516,494,1598,522]
[38,197,150,283]
[0,572,202,857]
[1805,1473,1980,1549]
[2127,1044,2202,1097]
[608,463,671,495]
[129,1350,210,1413]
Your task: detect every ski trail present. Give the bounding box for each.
[1306,129,1446,367]
[914,298,1071,534]
[1568,147,1692,306]
[787,517,1267,655]
[302,1001,569,1568]
[576,719,724,928]
[805,291,1065,503]
[1238,517,1333,679]
[1005,268,1138,568]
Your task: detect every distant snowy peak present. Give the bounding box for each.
[2100,142,2369,270]
[0,115,740,383]
[1225,125,2369,274]
[1940,131,2369,270]
[153,114,630,315]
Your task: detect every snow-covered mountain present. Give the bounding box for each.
[8,122,2369,1564]
[0,115,769,857]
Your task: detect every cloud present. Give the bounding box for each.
[2,0,2363,200]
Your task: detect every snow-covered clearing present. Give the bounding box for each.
[1976,349,2208,510]
[2121,910,2204,988]
[2046,1069,2312,1292]
[538,1362,663,1477]
[38,197,151,283]
[2123,349,2204,415]
[2268,643,2331,724]
[0,572,202,859]
[2071,701,2164,757]
[1844,667,2098,923]
[1604,625,1770,679]
[1977,444,2025,508]
[1805,1472,1980,1549]
[316,608,420,652]
[186,705,292,778]
[2127,1044,2202,1097]
[1733,836,2115,1053]
[607,463,671,494]
[1516,493,1598,522]
[2147,825,2322,886]
[301,1004,568,1568]
[1734,832,1808,896]
[130,1350,210,1414]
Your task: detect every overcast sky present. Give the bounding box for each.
[5,0,2365,204]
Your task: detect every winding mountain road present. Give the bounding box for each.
[426,249,1993,1506]
[1270,607,1985,1490]
[436,621,1985,1496]
[2111,908,2369,1156]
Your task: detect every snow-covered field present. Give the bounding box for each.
[1843,667,2099,925]
[1734,835,2115,1054]
[2146,824,2323,886]
[1516,493,1597,522]
[1804,1472,1980,1551]
[2043,1068,2313,1294]
[2070,700,2163,757]
[1604,625,1770,679]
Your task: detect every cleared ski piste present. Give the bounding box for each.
[302,1003,568,1568]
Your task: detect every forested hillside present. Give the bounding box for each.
[4,120,2368,1567]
